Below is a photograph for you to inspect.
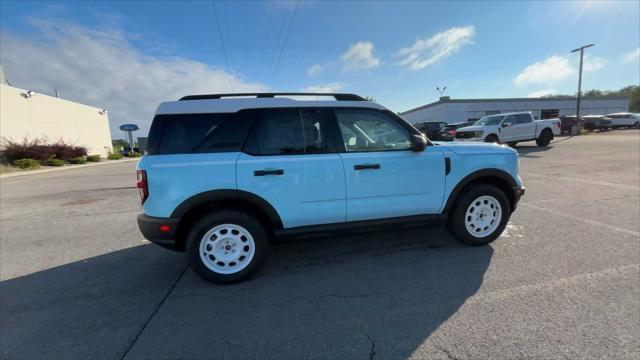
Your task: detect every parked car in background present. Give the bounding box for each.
[137,92,524,283]
[559,116,584,134]
[414,121,449,141]
[605,113,640,129]
[121,146,140,156]
[437,121,477,141]
[454,112,560,147]
[582,115,612,131]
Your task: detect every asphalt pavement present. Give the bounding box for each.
[1,131,639,359]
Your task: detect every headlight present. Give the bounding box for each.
[474,131,484,138]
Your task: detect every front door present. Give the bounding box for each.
[236,108,346,229]
[333,109,446,222]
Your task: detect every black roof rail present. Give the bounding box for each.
[178,93,367,101]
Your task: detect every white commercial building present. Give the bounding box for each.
[400,96,630,125]
[0,83,113,157]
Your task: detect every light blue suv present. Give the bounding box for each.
[137,93,525,283]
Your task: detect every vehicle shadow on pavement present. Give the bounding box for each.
[516,145,553,157]
[127,226,494,359]
[1,227,493,359]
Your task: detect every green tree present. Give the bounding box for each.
[543,85,639,112]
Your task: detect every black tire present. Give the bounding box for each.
[186,210,268,284]
[485,134,500,144]
[447,184,510,246]
[506,142,518,148]
[535,129,553,146]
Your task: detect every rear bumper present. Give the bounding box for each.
[137,214,181,251]
[513,186,525,210]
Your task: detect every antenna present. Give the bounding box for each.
[436,86,447,96]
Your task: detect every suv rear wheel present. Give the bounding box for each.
[186,210,268,284]
[447,184,510,245]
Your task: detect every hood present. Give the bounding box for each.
[456,125,485,132]
[436,142,517,156]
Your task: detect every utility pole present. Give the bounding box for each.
[570,43,594,135]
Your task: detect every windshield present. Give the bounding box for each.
[474,115,505,126]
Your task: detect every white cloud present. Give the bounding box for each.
[307,64,324,76]
[397,26,474,70]
[0,20,268,136]
[514,55,575,86]
[622,48,640,62]
[527,88,557,98]
[583,56,605,72]
[339,41,381,72]
[302,82,345,93]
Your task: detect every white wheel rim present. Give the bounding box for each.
[199,224,256,275]
[464,195,502,238]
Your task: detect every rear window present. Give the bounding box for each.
[244,108,332,156]
[148,111,256,155]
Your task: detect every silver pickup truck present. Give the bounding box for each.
[454,111,561,147]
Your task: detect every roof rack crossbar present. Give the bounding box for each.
[178,93,366,101]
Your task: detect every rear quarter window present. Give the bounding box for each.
[148,111,256,155]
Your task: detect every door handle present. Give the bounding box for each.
[253,169,284,176]
[354,163,380,170]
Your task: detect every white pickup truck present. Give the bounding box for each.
[454,111,561,147]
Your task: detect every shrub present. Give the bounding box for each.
[129,152,141,158]
[50,140,87,161]
[108,153,124,160]
[46,159,65,166]
[1,138,51,163]
[86,155,101,162]
[0,137,88,163]
[13,158,40,169]
[69,156,87,164]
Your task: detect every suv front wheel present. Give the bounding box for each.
[448,184,510,245]
[186,210,268,284]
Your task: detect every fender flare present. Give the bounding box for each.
[170,189,283,229]
[442,168,517,213]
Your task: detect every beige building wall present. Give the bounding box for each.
[0,84,112,157]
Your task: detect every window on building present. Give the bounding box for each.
[541,109,559,119]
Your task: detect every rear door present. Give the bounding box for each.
[333,109,445,222]
[515,113,536,139]
[236,108,346,229]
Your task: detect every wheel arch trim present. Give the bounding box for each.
[442,168,517,213]
[170,189,283,230]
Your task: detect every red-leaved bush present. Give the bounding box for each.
[0,137,88,163]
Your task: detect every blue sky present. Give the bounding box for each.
[1,0,639,136]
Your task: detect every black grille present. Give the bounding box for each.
[455,131,476,139]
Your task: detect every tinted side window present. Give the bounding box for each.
[335,109,411,152]
[516,114,533,124]
[154,111,255,155]
[246,109,329,155]
[503,115,517,125]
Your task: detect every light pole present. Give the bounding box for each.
[570,43,594,135]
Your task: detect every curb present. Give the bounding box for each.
[0,158,139,179]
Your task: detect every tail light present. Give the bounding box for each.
[449,129,456,135]
[136,170,148,204]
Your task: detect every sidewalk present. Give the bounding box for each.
[0,158,139,179]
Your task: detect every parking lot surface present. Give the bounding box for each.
[1,131,639,359]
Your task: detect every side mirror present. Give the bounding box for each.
[411,134,427,151]
[502,122,512,127]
